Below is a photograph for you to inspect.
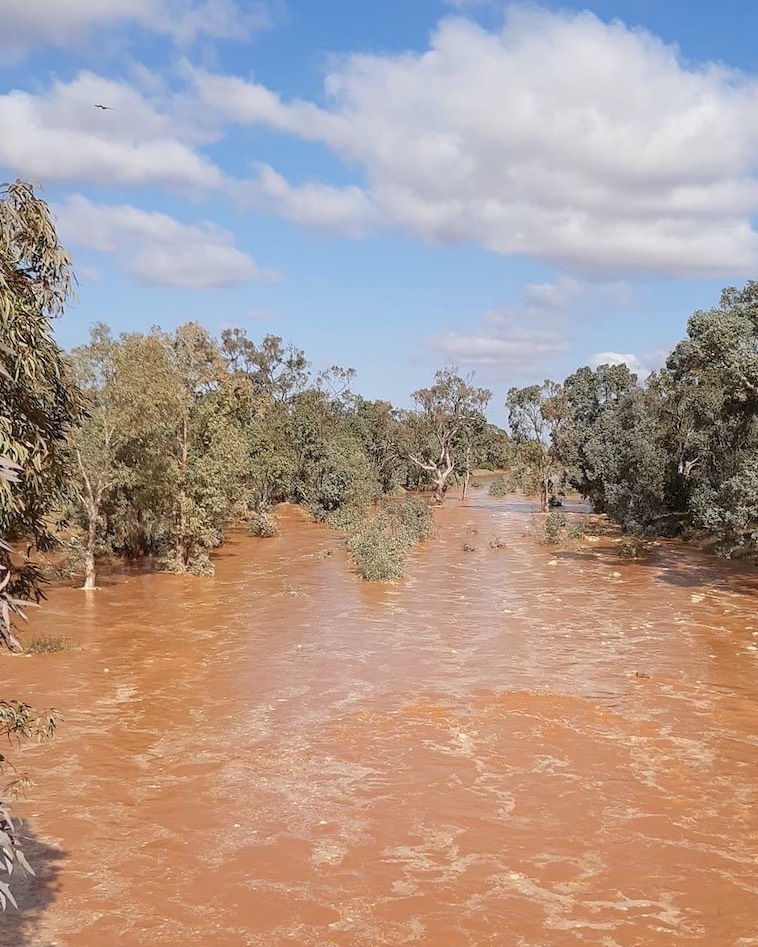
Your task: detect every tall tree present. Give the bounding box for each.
[68,324,124,589]
[1,180,81,906]
[666,283,758,554]
[408,368,491,503]
[506,380,567,512]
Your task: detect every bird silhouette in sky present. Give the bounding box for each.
[94,104,113,110]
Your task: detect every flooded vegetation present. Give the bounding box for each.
[4,176,758,947]
[3,494,758,946]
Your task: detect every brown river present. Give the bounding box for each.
[2,493,758,946]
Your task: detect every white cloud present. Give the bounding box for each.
[0,72,223,191]
[56,195,278,289]
[432,316,569,370]
[190,6,758,276]
[248,163,377,235]
[429,277,581,375]
[0,0,275,60]
[430,277,632,376]
[589,349,669,380]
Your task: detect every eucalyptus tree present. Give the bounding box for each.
[506,380,567,511]
[1,180,81,905]
[560,363,640,511]
[221,328,309,403]
[346,398,412,495]
[408,368,491,503]
[666,283,758,554]
[559,362,673,531]
[68,324,125,589]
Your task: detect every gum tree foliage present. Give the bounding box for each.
[665,283,758,554]
[67,324,124,589]
[408,368,492,503]
[83,324,250,575]
[506,380,567,512]
[1,181,79,907]
[559,363,670,531]
[220,328,377,521]
[345,398,415,495]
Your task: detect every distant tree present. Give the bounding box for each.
[506,380,567,512]
[347,398,413,495]
[68,324,124,589]
[221,329,309,402]
[408,368,491,503]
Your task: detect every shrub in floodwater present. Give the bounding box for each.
[248,512,279,538]
[345,496,434,581]
[326,503,367,533]
[617,536,653,559]
[539,511,567,545]
[488,535,507,548]
[566,522,586,540]
[26,634,73,654]
[488,476,510,497]
[462,542,476,552]
[162,550,215,577]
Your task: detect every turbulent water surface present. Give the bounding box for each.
[2,493,758,946]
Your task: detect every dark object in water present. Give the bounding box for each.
[548,496,563,508]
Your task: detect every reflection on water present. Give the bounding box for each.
[3,495,758,946]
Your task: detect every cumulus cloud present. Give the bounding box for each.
[0,71,223,191]
[56,195,278,289]
[248,163,377,235]
[589,349,670,380]
[430,277,633,376]
[189,6,758,276]
[0,0,275,60]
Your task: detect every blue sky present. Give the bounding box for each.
[3,1,758,423]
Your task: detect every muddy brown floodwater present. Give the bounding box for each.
[2,493,758,947]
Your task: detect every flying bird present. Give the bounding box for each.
[94,104,113,110]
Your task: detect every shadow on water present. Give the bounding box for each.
[0,826,66,947]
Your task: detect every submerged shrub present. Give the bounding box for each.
[325,503,366,533]
[566,522,586,540]
[345,496,434,581]
[248,512,279,537]
[347,524,409,581]
[617,536,654,559]
[162,550,215,577]
[26,635,73,654]
[539,511,567,545]
[489,476,510,497]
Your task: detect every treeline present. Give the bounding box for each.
[504,281,758,559]
[64,323,507,584]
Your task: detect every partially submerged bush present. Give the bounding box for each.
[489,476,510,497]
[539,511,567,545]
[488,535,507,548]
[162,550,215,577]
[326,503,367,533]
[248,512,279,538]
[26,635,73,654]
[345,496,434,581]
[617,536,654,559]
